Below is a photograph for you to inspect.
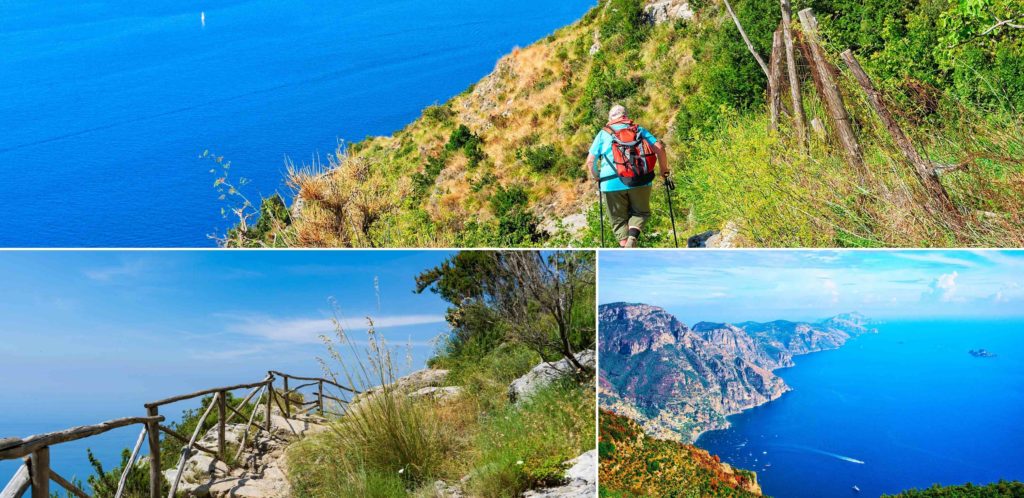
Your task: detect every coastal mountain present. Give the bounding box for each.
[598,303,874,443]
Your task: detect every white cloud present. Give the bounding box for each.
[84,260,146,281]
[932,271,959,302]
[894,253,979,268]
[221,313,447,344]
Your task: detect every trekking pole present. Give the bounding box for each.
[597,186,606,248]
[663,175,679,248]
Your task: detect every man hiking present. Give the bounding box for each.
[585,104,669,247]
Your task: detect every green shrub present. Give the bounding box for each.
[490,184,543,244]
[517,144,581,179]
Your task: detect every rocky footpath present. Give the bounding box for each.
[599,303,874,443]
[164,409,328,498]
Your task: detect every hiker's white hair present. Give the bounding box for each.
[609,104,627,121]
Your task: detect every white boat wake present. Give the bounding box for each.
[779,444,866,464]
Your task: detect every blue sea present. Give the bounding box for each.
[0,0,594,247]
[698,320,1024,497]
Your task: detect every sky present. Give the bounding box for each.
[0,250,455,424]
[599,250,1024,324]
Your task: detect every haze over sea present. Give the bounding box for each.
[0,0,593,247]
[698,320,1024,498]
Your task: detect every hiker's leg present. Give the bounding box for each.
[603,190,631,244]
[626,185,653,237]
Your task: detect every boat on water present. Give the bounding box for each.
[852,485,861,493]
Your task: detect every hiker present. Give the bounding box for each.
[585,104,669,247]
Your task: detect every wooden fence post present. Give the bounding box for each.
[217,392,226,459]
[779,0,807,151]
[265,378,273,432]
[769,24,784,132]
[282,376,290,418]
[798,8,863,172]
[318,380,324,416]
[146,406,161,498]
[29,447,49,498]
[840,49,958,214]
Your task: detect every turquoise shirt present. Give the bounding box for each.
[590,123,658,192]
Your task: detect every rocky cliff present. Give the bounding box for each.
[599,303,874,443]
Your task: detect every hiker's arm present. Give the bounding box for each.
[585,153,598,181]
[654,142,669,177]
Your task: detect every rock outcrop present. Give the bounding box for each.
[509,350,595,404]
[521,450,597,498]
[645,0,694,24]
[599,303,874,443]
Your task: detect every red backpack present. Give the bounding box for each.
[601,120,657,187]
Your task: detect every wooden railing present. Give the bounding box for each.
[1,371,356,498]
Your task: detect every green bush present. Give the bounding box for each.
[518,144,581,179]
[490,184,543,244]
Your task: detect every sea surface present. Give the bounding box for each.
[698,320,1024,497]
[0,0,594,247]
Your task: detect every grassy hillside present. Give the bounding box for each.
[226,0,1024,247]
[286,251,596,497]
[599,410,763,497]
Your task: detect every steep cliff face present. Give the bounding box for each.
[599,303,874,443]
[599,303,788,442]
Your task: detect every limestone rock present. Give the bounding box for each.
[539,213,588,238]
[409,386,463,402]
[688,221,742,248]
[522,450,596,498]
[645,0,694,24]
[509,350,594,404]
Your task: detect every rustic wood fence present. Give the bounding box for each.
[1,371,355,498]
[725,4,963,219]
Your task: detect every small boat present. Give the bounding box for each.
[201,11,206,27]
[852,485,861,493]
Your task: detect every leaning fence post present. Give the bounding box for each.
[217,391,226,459]
[798,8,863,172]
[839,49,958,216]
[29,447,49,498]
[146,406,161,498]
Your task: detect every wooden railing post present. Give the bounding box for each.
[318,380,324,416]
[217,391,226,459]
[29,447,49,498]
[264,377,273,432]
[146,406,161,498]
[282,376,290,418]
